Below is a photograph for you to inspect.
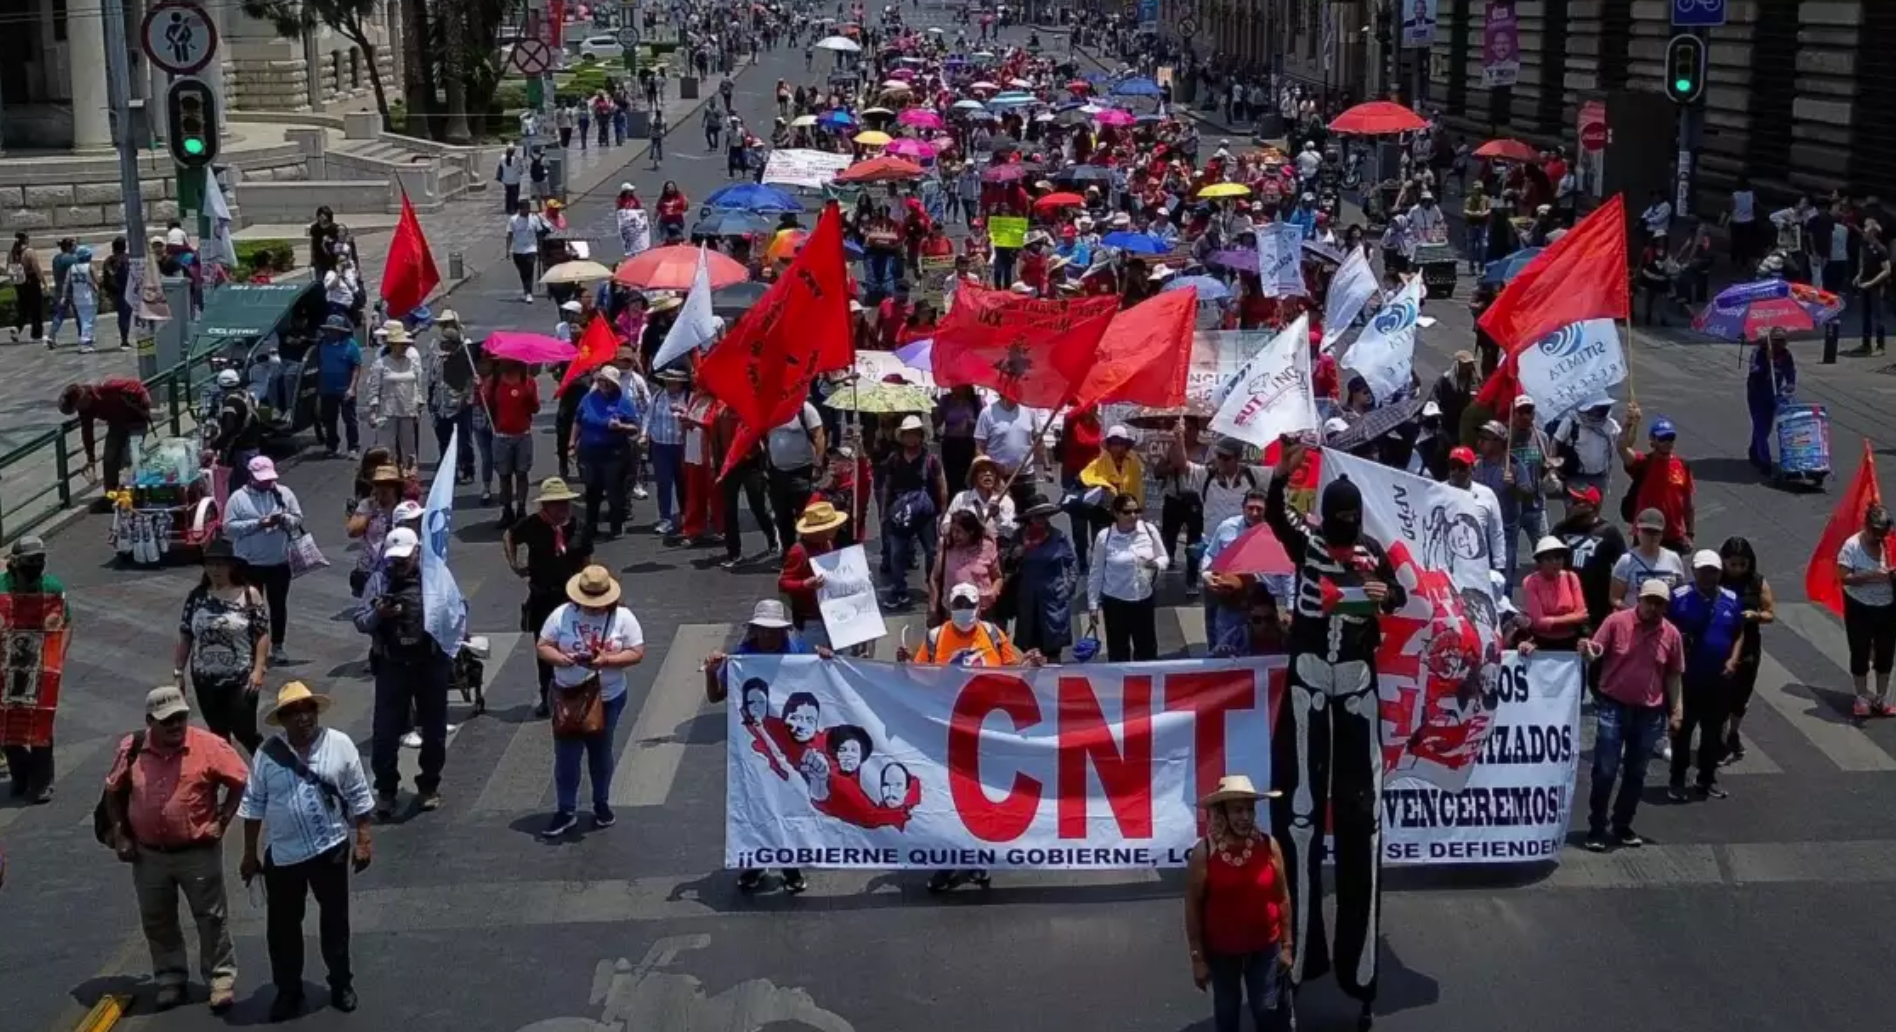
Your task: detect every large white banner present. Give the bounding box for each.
[723,653,1580,869]
[761,149,855,189]
[1255,222,1308,298]
[1208,314,1319,449]
[1515,318,1626,420]
[1342,277,1424,403]
[1318,447,1495,597]
[1321,246,1380,352]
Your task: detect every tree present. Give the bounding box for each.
[439,0,473,143]
[241,0,393,124]
[400,0,438,137]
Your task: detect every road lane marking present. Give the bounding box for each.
[1752,651,1896,772]
[611,623,732,808]
[396,632,523,790]
[1577,713,1781,775]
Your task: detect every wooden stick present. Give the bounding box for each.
[1621,316,1638,403]
[994,400,1066,501]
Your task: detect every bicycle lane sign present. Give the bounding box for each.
[1671,0,1726,27]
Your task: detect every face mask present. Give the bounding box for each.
[950,608,977,632]
[1320,477,1364,547]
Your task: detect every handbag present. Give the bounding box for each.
[287,529,330,578]
[551,673,606,738]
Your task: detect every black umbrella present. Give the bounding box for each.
[712,281,770,316]
[1056,164,1114,183]
[690,211,774,238]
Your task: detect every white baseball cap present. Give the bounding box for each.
[383,527,420,559]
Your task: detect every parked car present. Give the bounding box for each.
[573,35,623,61]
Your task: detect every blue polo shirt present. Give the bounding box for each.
[1666,584,1744,682]
[575,387,641,450]
[318,336,362,396]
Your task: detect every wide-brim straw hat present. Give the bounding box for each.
[967,454,1002,481]
[566,563,623,607]
[369,464,404,485]
[796,500,849,535]
[533,476,580,505]
[264,681,334,726]
[1197,774,1280,808]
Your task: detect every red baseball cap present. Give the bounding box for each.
[1568,484,1603,506]
[1448,446,1476,466]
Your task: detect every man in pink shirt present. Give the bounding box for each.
[1578,579,1684,853]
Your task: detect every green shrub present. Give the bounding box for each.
[493,81,531,112]
[234,239,297,282]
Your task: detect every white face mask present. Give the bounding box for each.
[950,608,977,632]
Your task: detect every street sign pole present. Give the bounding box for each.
[106,0,155,375]
[1672,28,1707,226]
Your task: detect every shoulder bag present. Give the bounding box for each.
[92,732,145,847]
[263,735,347,815]
[551,672,606,738]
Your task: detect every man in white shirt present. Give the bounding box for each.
[1549,400,1621,498]
[1407,192,1447,245]
[496,143,525,214]
[1295,141,1322,186]
[764,400,826,550]
[1445,446,1508,576]
[1163,434,1267,597]
[974,396,1044,482]
[504,199,547,304]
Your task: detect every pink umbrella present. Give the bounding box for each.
[898,107,944,130]
[889,67,917,80]
[887,137,937,162]
[1093,108,1135,127]
[482,331,579,365]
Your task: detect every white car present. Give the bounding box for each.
[574,35,623,62]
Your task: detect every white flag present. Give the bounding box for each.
[650,245,723,371]
[1318,447,1495,598]
[1342,277,1424,403]
[1515,319,1626,420]
[1255,222,1307,298]
[1320,247,1379,352]
[203,171,238,271]
[421,428,468,657]
[1208,314,1319,448]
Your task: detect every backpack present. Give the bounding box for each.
[93,732,144,847]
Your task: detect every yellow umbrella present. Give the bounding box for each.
[538,260,614,285]
[791,114,818,127]
[854,130,893,146]
[1198,182,1252,199]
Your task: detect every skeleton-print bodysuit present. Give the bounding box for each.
[1263,473,1404,1005]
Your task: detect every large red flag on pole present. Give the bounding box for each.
[1806,440,1882,617]
[379,189,440,319]
[559,314,620,393]
[1477,194,1630,356]
[697,203,852,477]
[930,286,1118,407]
[1069,287,1196,411]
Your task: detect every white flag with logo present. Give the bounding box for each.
[421,428,468,657]
[1515,319,1626,420]
[1318,447,1494,597]
[1208,314,1318,448]
[1342,277,1424,403]
[1255,222,1307,298]
[1320,246,1379,352]
[650,245,724,371]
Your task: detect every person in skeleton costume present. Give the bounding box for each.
[1263,441,1406,1030]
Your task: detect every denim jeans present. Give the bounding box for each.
[1466,222,1489,268]
[1207,950,1290,1032]
[554,690,628,815]
[650,441,685,525]
[1588,697,1667,836]
[1504,508,1547,595]
[370,653,449,798]
[865,252,899,300]
[883,517,937,605]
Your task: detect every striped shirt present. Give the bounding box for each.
[646,387,687,446]
[237,728,374,866]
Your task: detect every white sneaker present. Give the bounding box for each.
[445,723,459,734]
[632,485,649,500]
[401,731,423,749]
[1658,739,1673,761]
[522,293,534,303]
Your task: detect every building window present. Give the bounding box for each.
[53,0,68,42]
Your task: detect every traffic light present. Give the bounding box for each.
[165,77,219,168]
[1664,34,1708,105]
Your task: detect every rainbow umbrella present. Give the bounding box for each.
[1692,279,1845,342]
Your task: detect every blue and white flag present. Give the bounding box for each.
[1320,246,1379,352]
[649,245,723,372]
[1515,319,1626,420]
[422,428,468,657]
[1343,277,1425,403]
[1255,222,1308,298]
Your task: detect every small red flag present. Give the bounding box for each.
[1473,354,1520,415]
[379,189,440,319]
[1070,287,1196,411]
[1807,440,1882,617]
[559,315,620,394]
[697,203,852,477]
[1478,194,1630,356]
[930,286,1118,408]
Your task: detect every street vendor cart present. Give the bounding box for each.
[107,436,221,565]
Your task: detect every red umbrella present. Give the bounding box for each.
[612,246,749,291]
[1209,522,1295,577]
[1473,138,1539,163]
[1032,191,1086,212]
[834,155,926,184]
[1066,79,1092,92]
[1327,101,1429,136]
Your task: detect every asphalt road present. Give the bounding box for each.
[7,12,1896,1032]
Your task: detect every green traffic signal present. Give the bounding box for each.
[1674,78,1693,92]
[182,138,206,156]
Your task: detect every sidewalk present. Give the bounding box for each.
[1068,41,1262,140]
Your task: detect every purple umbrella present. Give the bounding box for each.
[1212,249,1258,273]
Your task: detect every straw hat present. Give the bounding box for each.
[1196,774,1280,807]
[264,681,333,726]
[566,564,623,607]
[967,454,1002,481]
[795,500,849,535]
[649,294,683,313]
[385,324,412,345]
[370,464,404,485]
[533,476,580,504]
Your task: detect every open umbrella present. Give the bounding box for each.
[815,34,861,51]
[880,80,912,92]
[1163,275,1230,300]
[1474,138,1539,163]
[1111,77,1161,98]
[1066,79,1092,92]
[538,260,614,285]
[980,163,1030,184]
[989,92,1036,108]
[823,381,935,414]
[1211,249,1258,273]
[1208,521,1294,577]
[1055,165,1115,184]
[1198,182,1252,199]
[1481,247,1544,285]
[859,106,896,120]
[710,280,770,317]
[835,155,926,183]
[969,80,999,91]
[483,331,578,365]
[1032,191,1086,212]
[817,109,857,128]
[1101,231,1167,254]
[614,246,749,290]
[1693,279,1845,342]
[703,182,803,213]
[951,98,986,111]
[1093,108,1135,127]
[889,67,918,80]
[791,114,819,127]
[854,129,894,147]
[690,211,774,238]
[886,137,937,162]
[1328,100,1429,135]
[898,108,944,129]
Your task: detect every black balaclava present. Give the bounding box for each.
[1320,476,1363,547]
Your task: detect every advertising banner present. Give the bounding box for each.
[724,653,1580,870]
[1482,2,1521,87]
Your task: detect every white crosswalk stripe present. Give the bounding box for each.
[610,622,731,807]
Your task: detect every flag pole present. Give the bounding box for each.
[1621,316,1638,403]
[993,399,1067,503]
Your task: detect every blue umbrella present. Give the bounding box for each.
[1481,247,1544,285]
[690,210,775,238]
[964,109,999,122]
[1163,275,1230,300]
[1112,77,1161,98]
[703,183,804,214]
[818,109,857,127]
[1102,231,1167,255]
[989,92,1037,107]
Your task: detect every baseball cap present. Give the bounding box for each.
[1567,484,1602,506]
[1638,578,1672,601]
[1692,549,1723,570]
[392,500,424,523]
[748,599,793,629]
[1513,395,1536,410]
[1448,445,1476,466]
[383,527,420,559]
[1649,417,1678,440]
[1421,400,1442,418]
[146,685,190,721]
[1104,424,1135,444]
[1634,507,1666,532]
[948,583,981,606]
[247,456,279,482]
[1478,420,1509,439]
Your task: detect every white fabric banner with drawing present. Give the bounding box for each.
[761,149,856,189]
[1342,277,1424,403]
[1208,315,1319,448]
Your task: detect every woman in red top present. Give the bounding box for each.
[655,181,689,244]
[1185,775,1294,1032]
[777,500,847,646]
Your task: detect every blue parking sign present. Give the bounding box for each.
[1672,0,1726,26]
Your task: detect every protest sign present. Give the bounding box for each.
[989,215,1029,250]
[1256,222,1308,297]
[813,544,885,650]
[761,149,855,189]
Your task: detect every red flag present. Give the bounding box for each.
[558,315,620,393]
[697,204,852,477]
[1477,194,1630,355]
[1473,354,1519,414]
[1070,288,1195,411]
[930,286,1118,408]
[379,189,440,319]
[1807,440,1882,616]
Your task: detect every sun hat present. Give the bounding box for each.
[247,456,279,482]
[897,414,927,433]
[1478,419,1509,439]
[649,294,684,313]
[321,314,353,333]
[264,681,333,726]
[595,365,623,386]
[146,685,190,721]
[1692,549,1723,570]
[796,500,849,535]
[748,599,794,629]
[1197,773,1281,807]
[202,537,236,561]
[382,527,420,559]
[1104,424,1136,444]
[437,309,461,325]
[391,500,424,523]
[1634,507,1666,532]
[559,299,583,313]
[385,324,412,345]
[1532,535,1569,558]
[967,454,1002,481]
[370,464,404,484]
[1637,578,1672,601]
[1020,493,1061,520]
[566,564,623,607]
[9,536,45,558]
[533,477,580,504]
